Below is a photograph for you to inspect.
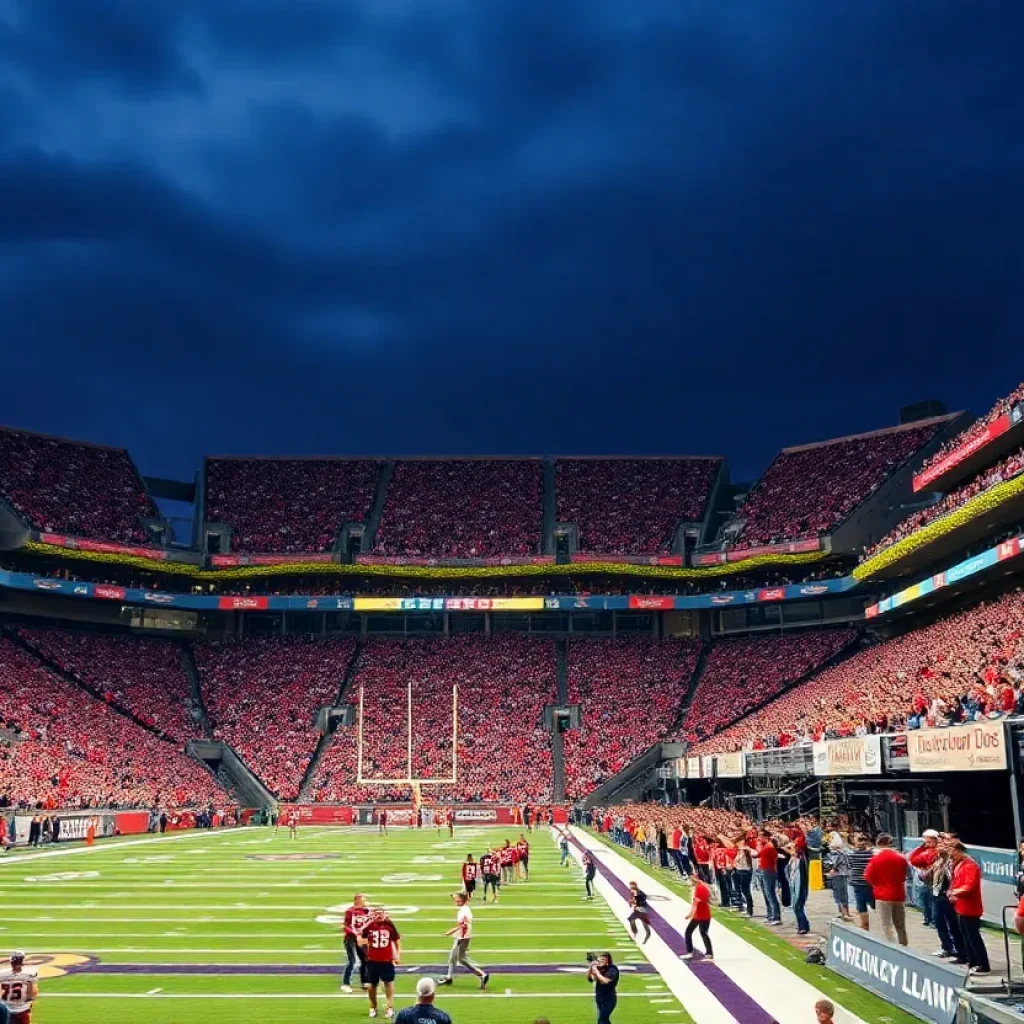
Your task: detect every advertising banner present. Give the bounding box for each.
[94,584,126,600]
[812,735,882,776]
[627,595,674,610]
[700,755,715,778]
[217,596,270,611]
[280,805,355,826]
[211,553,335,567]
[757,587,786,601]
[715,752,746,778]
[444,597,545,611]
[913,414,1011,492]
[353,597,404,612]
[355,555,554,568]
[902,838,1016,927]
[906,721,1008,773]
[39,533,171,561]
[570,554,685,567]
[279,805,561,827]
[687,757,701,779]
[866,533,1024,617]
[692,537,822,565]
[826,922,967,1024]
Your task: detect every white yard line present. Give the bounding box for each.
[44,991,655,1000]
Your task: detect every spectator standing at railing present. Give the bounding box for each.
[948,843,990,976]
[848,834,876,931]
[864,834,908,945]
[908,830,940,928]
[930,846,963,962]
[757,829,782,925]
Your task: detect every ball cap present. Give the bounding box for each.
[922,829,940,839]
[416,977,436,998]
[10,951,24,962]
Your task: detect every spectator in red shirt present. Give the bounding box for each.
[908,829,940,927]
[757,830,782,924]
[948,843,990,975]
[864,834,908,946]
[681,878,714,961]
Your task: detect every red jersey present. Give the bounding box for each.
[710,847,729,872]
[693,838,710,864]
[516,840,529,857]
[692,881,712,922]
[757,842,778,872]
[360,919,400,962]
[864,849,908,902]
[950,857,983,918]
[379,810,387,823]
[462,862,478,883]
[501,848,513,866]
[344,905,371,938]
[480,854,496,875]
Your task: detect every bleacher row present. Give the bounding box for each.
[0,416,964,557]
[4,597,1022,809]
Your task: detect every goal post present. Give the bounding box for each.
[356,682,458,786]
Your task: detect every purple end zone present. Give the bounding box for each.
[70,961,656,976]
[569,831,779,1024]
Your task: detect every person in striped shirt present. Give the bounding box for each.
[847,834,876,931]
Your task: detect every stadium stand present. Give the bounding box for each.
[193,636,357,799]
[373,459,543,558]
[307,636,557,804]
[864,443,1024,559]
[204,458,379,553]
[555,457,720,554]
[692,589,1024,753]
[722,422,943,547]
[563,638,702,800]
[0,634,224,808]
[675,630,858,746]
[917,381,1024,477]
[16,630,202,743]
[0,428,158,543]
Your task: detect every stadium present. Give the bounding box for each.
[0,383,1023,1024]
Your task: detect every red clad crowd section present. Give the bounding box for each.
[724,423,943,547]
[0,635,224,808]
[563,638,701,800]
[555,458,720,554]
[918,382,1024,477]
[0,429,158,543]
[373,460,543,559]
[692,590,1024,754]
[205,458,379,553]
[17,630,202,743]
[865,444,1024,559]
[676,630,857,746]
[194,636,357,799]
[307,636,557,804]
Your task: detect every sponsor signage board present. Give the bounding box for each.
[906,721,1007,773]
[813,735,882,776]
[715,752,746,778]
[687,756,701,779]
[913,414,1012,492]
[826,922,967,1024]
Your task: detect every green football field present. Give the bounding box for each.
[2,825,686,1023]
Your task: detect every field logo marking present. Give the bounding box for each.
[380,873,441,883]
[247,853,340,862]
[411,856,448,864]
[23,953,96,978]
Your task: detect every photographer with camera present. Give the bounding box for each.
[587,951,619,1024]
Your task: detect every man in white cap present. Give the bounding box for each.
[908,830,941,929]
[395,977,452,1024]
[0,951,37,1023]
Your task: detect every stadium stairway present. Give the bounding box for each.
[550,723,566,803]
[555,638,568,703]
[542,456,557,554]
[667,639,710,735]
[296,639,365,801]
[187,738,274,808]
[179,644,214,737]
[362,460,394,551]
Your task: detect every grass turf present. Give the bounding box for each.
[3,825,690,1023]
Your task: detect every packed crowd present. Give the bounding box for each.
[692,589,1024,753]
[308,636,557,804]
[194,636,357,798]
[918,381,1024,477]
[0,635,225,808]
[205,458,380,553]
[864,442,1024,559]
[0,428,159,543]
[373,460,544,559]
[562,638,702,799]
[675,629,857,745]
[591,804,996,973]
[555,458,720,554]
[17,630,203,743]
[724,423,943,547]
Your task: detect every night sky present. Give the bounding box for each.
[0,0,1021,485]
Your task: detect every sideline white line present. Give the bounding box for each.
[0,830,238,866]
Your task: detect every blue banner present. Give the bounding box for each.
[0,571,855,613]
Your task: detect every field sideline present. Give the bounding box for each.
[1,825,689,1023]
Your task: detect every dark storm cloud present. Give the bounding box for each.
[0,0,1022,482]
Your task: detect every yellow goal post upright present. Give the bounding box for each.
[356,681,459,786]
